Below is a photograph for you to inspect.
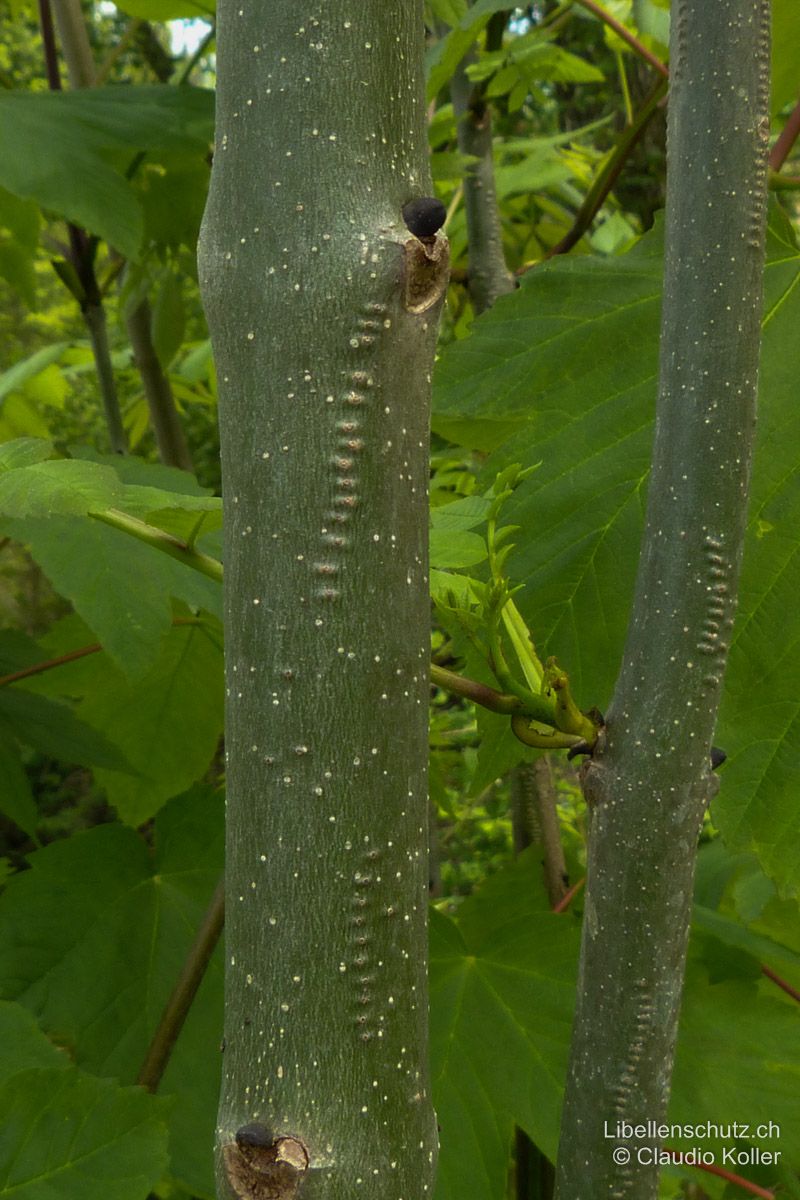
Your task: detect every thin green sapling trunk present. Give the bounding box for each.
[39,0,128,455]
[199,3,447,1198]
[50,0,193,467]
[450,8,515,314]
[554,2,770,1197]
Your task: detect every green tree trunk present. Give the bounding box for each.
[198,4,446,1198]
[554,3,770,1197]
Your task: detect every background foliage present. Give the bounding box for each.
[1,3,799,1199]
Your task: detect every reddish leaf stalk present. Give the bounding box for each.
[760,964,800,1005]
[572,0,668,78]
[663,1148,774,1200]
[769,92,800,171]
[552,876,585,914]
[0,618,205,689]
[0,642,102,688]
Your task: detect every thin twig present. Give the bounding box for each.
[450,3,514,312]
[0,642,101,688]
[37,0,128,454]
[616,50,633,126]
[552,876,585,914]
[83,300,128,454]
[538,74,668,262]
[431,662,521,714]
[761,964,800,1005]
[0,617,206,690]
[514,760,568,907]
[534,759,569,906]
[126,297,194,471]
[137,877,225,1092]
[572,0,668,78]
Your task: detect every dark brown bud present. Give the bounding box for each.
[235,1123,273,1150]
[710,746,727,770]
[402,197,446,239]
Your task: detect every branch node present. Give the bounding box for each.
[224,1125,310,1200]
[403,233,450,314]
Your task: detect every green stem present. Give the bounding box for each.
[38,0,128,455]
[555,2,770,1194]
[137,877,225,1093]
[431,663,522,715]
[487,594,518,690]
[37,0,61,88]
[434,662,561,724]
[543,74,668,260]
[544,660,598,742]
[83,300,128,455]
[90,508,223,582]
[51,0,96,85]
[450,4,515,314]
[539,3,572,34]
[512,759,569,906]
[510,713,581,750]
[616,50,634,125]
[126,296,194,471]
[769,171,800,190]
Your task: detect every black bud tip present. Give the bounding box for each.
[402,197,446,239]
[710,746,727,771]
[236,1123,273,1149]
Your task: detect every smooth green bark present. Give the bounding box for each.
[450,23,514,314]
[199,4,443,1199]
[555,3,770,1197]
